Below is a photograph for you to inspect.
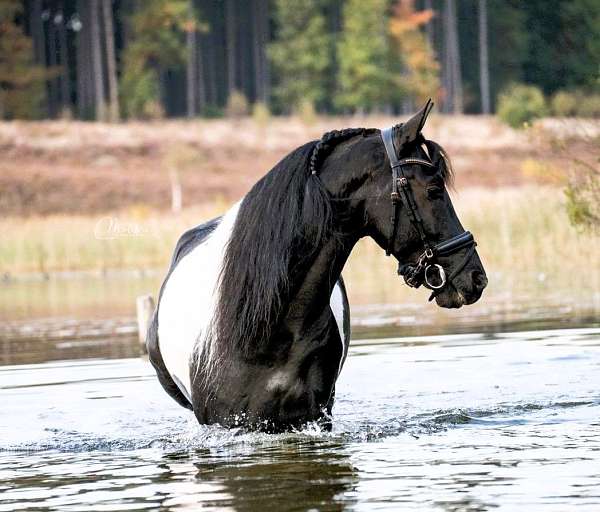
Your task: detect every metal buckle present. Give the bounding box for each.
[424,248,434,259]
[397,177,408,187]
[424,264,446,289]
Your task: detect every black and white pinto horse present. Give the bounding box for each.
[147,102,487,431]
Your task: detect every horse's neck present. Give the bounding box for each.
[285,234,356,333]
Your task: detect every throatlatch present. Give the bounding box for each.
[380,118,477,298]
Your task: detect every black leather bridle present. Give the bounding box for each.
[380,126,477,297]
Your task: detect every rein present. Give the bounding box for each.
[380,126,477,299]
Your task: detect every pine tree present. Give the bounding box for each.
[442,0,463,113]
[0,0,49,119]
[102,0,120,122]
[268,0,331,113]
[336,0,392,113]
[389,0,440,107]
[478,0,490,114]
[557,0,600,91]
[487,0,527,106]
[120,0,194,118]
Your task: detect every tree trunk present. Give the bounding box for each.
[259,0,270,104]
[478,0,491,114]
[30,0,48,117]
[424,0,434,48]
[76,1,86,117]
[47,9,58,118]
[169,168,183,213]
[102,0,120,122]
[225,0,236,95]
[57,1,71,117]
[196,35,206,112]
[90,0,106,121]
[186,0,197,118]
[443,0,463,114]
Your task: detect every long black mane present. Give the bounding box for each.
[212,129,365,364]
[208,127,452,369]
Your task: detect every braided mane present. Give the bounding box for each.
[309,128,367,176]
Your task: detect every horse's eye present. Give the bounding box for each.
[426,186,444,199]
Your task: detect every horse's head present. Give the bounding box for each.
[320,101,487,308]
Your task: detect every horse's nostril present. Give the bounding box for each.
[471,270,488,290]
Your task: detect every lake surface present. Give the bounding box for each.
[2,325,600,511]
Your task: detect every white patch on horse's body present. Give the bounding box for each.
[330,282,346,375]
[157,201,241,398]
[158,199,348,400]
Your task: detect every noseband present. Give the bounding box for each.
[380,126,477,298]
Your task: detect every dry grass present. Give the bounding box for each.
[1,188,598,295]
[344,186,600,304]
[0,115,539,216]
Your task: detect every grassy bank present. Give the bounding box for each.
[1,187,598,288]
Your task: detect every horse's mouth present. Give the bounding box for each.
[434,283,484,309]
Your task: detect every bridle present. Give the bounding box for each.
[380,126,477,298]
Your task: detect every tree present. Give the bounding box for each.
[487,0,527,107]
[0,0,49,119]
[120,0,193,118]
[225,0,236,95]
[102,0,120,122]
[336,0,392,113]
[268,0,331,112]
[186,0,197,117]
[441,0,463,113]
[557,0,600,91]
[389,0,440,107]
[252,0,270,104]
[90,0,106,121]
[478,0,490,114]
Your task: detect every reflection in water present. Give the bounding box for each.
[2,266,599,366]
[188,442,357,511]
[1,328,600,510]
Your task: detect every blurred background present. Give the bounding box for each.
[0,0,599,362]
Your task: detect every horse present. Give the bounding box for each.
[147,101,487,432]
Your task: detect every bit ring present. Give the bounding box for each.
[424,264,446,290]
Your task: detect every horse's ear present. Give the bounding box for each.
[394,99,434,148]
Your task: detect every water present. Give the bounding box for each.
[2,326,600,511]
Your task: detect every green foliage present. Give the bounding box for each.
[268,0,331,113]
[225,90,249,118]
[564,143,600,231]
[551,89,600,118]
[565,184,599,230]
[0,0,49,119]
[121,0,195,119]
[551,91,578,117]
[576,94,600,118]
[336,0,393,112]
[497,83,547,128]
[486,1,528,109]
[558,0,600,91]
